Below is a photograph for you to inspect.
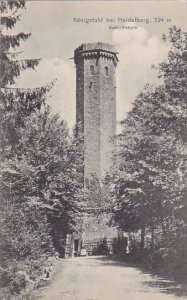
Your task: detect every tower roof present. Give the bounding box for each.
[74,42,118,66]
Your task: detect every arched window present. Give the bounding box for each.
[90,65,94,75]
[105,66,109,76]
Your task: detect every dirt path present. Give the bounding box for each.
[38,256,187,300]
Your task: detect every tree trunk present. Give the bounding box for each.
[150,223,155,249]
[159,198,166,235]
[140,226,145,249]
[161,214,166,235]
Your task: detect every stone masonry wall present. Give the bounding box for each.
[99,57,116,177]
[84,57,101,179]
[75,42,118,181]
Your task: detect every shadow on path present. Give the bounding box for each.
[91,255,187,298]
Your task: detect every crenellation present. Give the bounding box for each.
[74,42,118,66]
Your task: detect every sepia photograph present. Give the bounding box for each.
[0,0,187,299]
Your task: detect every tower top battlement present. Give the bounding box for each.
[75,42,117,53]
[74,42,118,66]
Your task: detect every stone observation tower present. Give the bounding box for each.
[74,42,118,181]
[63,43,119,256]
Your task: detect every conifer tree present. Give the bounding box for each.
[0,1,55,297]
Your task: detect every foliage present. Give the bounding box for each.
[0,1,57,297]
[17,109,84,253]
[108,26,187,277]
[0,1,55,154]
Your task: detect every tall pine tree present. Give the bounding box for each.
[0,1,55,297]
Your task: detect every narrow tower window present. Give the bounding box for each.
[90,65,94,75]
[105,66,109,76]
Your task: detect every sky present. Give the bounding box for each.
[11,0,187,130]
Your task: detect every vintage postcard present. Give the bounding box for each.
[0,0,186,299]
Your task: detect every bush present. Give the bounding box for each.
[0,267,11,288]
[9,271,28,295]
[113,237,128,256]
